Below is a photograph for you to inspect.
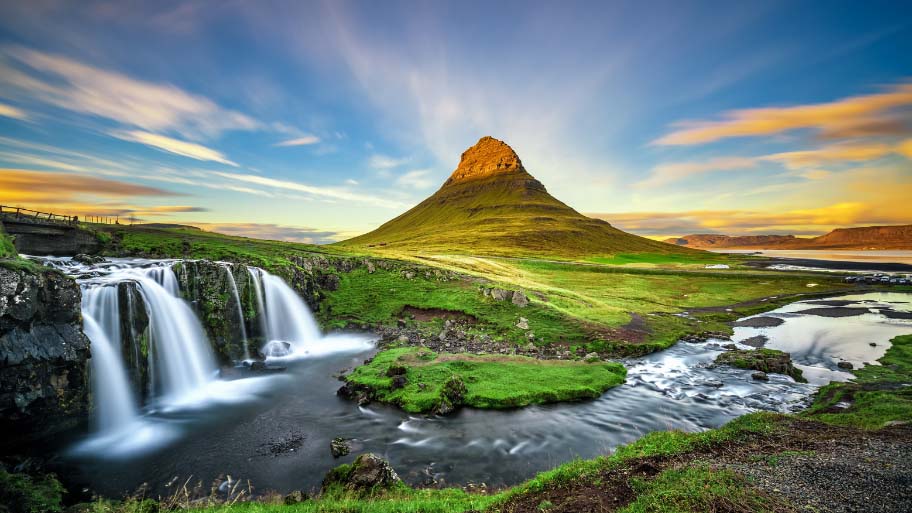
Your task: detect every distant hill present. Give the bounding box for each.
[340,136,698,258]
[666,225,912,250]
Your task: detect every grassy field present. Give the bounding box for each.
[344,347,626,412]
[0,222,17,258]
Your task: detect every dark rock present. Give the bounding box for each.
[330,437,351,458]
[284,490,308,504]
[0,265,90,450]
[321,453,401,493]
[741,335,768,348]
[714,348,805,382]
[390,375,408,390]
[837,361,854,370]
[722,343,738,350]
[731,316,784,328]
[71,254,106,265]
[386,365,407,377]
[869,342,877,347]
[751,371,769,381]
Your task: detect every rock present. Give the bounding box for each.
[837,361,854,370]
[584,352,599,362]
[386,365,407,377]
[741,335,768,348]
[390,375,408,390]
[396,335,410,344]
[714,348,806,382]
[722,343,738,350]
[704,379,724,388]
[516,317,529,330]
[751,371,769,381]
[330,437,351,458]
[318,273,340,291]
[869,342,877,347]
[71,253,105,265]
[511,290,529,307]
[0,265,91,450]
[284,490,308,504]
[491,288,511,301]
[321,453,401,493]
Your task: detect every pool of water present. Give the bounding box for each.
[63,292,912,497]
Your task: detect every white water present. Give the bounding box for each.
[257,271,322,356]
[81,310,138,433]
[223,265,250,359]
[132,272,218,401]
[246,267,269,347]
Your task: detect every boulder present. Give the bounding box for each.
[511,290,529,307]
[0,265,90,450]
[330,437,351,458]
[837,361,854,370]
[321,453,401,493]
[71,254,106,265]
[284,490,308,504]
[714,348,806,382]
[751,371,769,381]
[516,317,529,330]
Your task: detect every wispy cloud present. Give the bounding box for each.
[0,46,261,139]
[211,171,407,208]
[761,141,896,169]
[110,130,238,166]
[0,102,27,120]
[636,157,757,188]
[395,169,435,189]
[654,81,912,145]
[369,154,409,169]
[1,168,178,199]
[274,135,321,147]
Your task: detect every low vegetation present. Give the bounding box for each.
[805,333,912,429]
[344,347,626,413]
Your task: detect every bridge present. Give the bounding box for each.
[0,205,103,256]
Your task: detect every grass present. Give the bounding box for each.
[97,225,341,268]
[344,347,627,413]
[0,468,65,513]
[619,466,786,513]
[0,222,17,259]
[804,333,912,429]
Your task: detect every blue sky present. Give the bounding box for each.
[0,0,910,242]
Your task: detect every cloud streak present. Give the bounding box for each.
[211,171,407,209]
[0,46,261,140]
[275,135,321,147]
[654,82,912,145]
[190,222,344,244]
[110,130,238,166]
[636,157,756,188]
[0,102,27,120]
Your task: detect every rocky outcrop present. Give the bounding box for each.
[714,348,806,382]
[0,264,90,449]
[321,453,401,494]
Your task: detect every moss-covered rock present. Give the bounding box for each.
[714,348,806,382]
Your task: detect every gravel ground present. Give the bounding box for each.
[726,429,912,513]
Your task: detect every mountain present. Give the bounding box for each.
[341,136,697,258]
[666,225,912,250]
[664,234,797,249]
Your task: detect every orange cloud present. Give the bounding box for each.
[761,141,895,169]
[654,82,912,145]
[0,169,197,220]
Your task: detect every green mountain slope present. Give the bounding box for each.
[340,136,702,258]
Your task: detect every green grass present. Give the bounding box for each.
[620,466,785,513]
[0,223,17,259]
[805,333,912,429]
[587,251,736,267]
[0,469,65,513]
[99,225,342,268]
[345,347,626,413]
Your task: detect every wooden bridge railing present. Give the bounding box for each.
[0,205,78,225]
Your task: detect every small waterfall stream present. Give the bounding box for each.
[249,268,322,357]
[222,266,250,359]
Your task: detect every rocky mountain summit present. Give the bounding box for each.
[442,135,525,186]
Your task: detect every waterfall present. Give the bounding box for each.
[246,267,268,341]
[223,265,250,359]
[248,268,322,356]
[131,269,218,400]
[82,286,139,433]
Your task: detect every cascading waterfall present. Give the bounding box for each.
[130,270,218,400]
[246,267,268,342]
[222,265,250,359]
[256,270,322,356]
[82,286,138,433]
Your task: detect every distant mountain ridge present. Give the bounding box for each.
[341,136,698,258]
[665,225,912,250]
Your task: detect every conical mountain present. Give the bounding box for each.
[340,136,699,258]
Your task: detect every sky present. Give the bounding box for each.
[0,0,910,243]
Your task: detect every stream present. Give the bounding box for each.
[31,257,912,497]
